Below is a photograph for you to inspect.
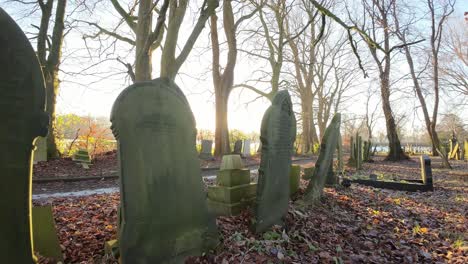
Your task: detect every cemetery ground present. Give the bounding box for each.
[33,155,467,263]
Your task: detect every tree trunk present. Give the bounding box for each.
[380,73,408,161]
[300,97,312,154]
[402,45,451,168]
[43,0,67,158]
[134,0,153,81]
[214,88,231,156]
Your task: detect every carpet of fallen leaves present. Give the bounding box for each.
[33,151,261,179]
[34,157,467,263]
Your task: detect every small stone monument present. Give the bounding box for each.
[33,136,47,164]
[254,90,296,233]
[420,155,433,189]
[207,155,256,216]
[199,139,213,159]
[233,140,243,155]
[32,206,63,261]
[0,8,49,263]
[290,165,301,195]
[111,78,217,263]
[303,167,314,180]
[242,139,251,157]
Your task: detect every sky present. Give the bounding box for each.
[2,0,467,138]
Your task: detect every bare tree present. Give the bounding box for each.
[83,0,218,82]
[392,0,454,168]
[233,0,292,100]
[11,0,70,158]
[440,18,468,98]
[210,0,260,156]
[347,0,421,161]
[364,83,380,140]
[283,0,324,153]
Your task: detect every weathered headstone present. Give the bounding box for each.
[111,78,218,263]
[207,155,256,216]
[32,206,63,261]
[0,8,49,263]
[199,139,213,159]
[219,154,243,170]
[303,114,341,203]
[303,167,314,180]
[33,136,47,164]
[254,90,296,233]
[289,165,301,195]
[242,139,251,157]
[233,140,243,155]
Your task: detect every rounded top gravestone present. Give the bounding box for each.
[111,78,217,263]
[0,7,49,263]
[254,90,296,233]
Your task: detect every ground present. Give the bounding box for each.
[33,155,467,263]
[32,151,261,179]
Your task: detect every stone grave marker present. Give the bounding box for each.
[199,139,213,159]
[303,114,341,203]
[420,155,433,188]
[207,155,256,216]
[111,78,218,263]
[242,139,251,157]
[290,164,301,196]
[0,8,49,263]
[254,90,296,233]
[33,136,47,164]
[303,167,314,180]
[233,140,243,155]
[32,206,63,261]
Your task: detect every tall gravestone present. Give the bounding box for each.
[254,90,296,233]
[0,8,49,263]
[111,78,218,263]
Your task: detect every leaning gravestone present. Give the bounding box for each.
[254,90,296,233]
[199,139,213,159]
[0,8,49,263]
[111,78,218,263]
[303,114,341,203]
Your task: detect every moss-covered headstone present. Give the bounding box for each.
[111,78,218,263]
[303,114,341,203]
[32,206,62,261]
[254,90,296,233]
[0,8,49,263]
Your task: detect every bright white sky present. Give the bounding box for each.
[3,0,467,138]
